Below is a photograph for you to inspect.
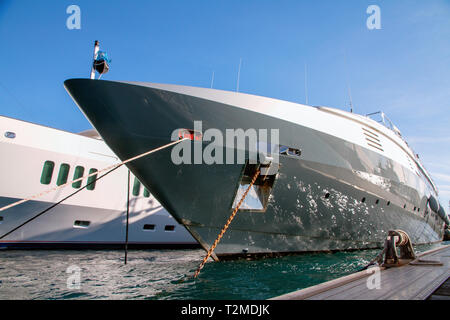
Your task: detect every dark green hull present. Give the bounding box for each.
[65,79,444,259]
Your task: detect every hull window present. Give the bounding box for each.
[165,225,175,232]
[132,178,141,196]
[0,216,3,224]
[143,224,155,231]
[143,188,150,198]
[73,220,90,228]
[72,166,85,188]
[40,161,55,185]
[56,163,70,186]
[4,131,15,139]
[86,168,98,191]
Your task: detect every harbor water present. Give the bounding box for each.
[0,242,448,300]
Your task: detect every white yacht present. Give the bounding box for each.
[65,79,449,260]
[0,115,198,249]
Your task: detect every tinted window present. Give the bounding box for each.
[40,161,55,185]
[86,168,98,191]
[56,163,70,186]
[132,177,141,196]
[72,166,85,188]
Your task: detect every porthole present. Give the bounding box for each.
[4,131,15,139]
[132,178,141,196]
[40,161,55,185]
[73,220,90,228]
[361,197,366,203]
[375,199,379,205]
[0,216,3,224]
[164,225,175,232]
[324,193,330,199]
[387,201,390,206]
[86,168,98,191]
[143,224,155,231]
[56,163,70,186]
[72,166,85,189]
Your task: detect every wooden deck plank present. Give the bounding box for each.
[271,245,450,300]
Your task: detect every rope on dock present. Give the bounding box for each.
[0,139,187,213]
[193,168,261,279]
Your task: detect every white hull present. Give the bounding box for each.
[0,116,198,248]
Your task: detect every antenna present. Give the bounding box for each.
[211,71,215,89]
[236,58,242,92]
[304,63,309,105]
[347,82,354,113]
[344,50,354,113]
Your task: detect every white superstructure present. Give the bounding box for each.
[0,115,197,248]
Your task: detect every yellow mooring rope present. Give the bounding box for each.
[0,138,187,213]
[193,168,261,278]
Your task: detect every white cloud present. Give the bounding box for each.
[407,136,450,144]
[432,173,450,183]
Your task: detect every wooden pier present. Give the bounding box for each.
[271,244,450,300]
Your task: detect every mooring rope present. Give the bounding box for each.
[0,138,187,213]
[193,169,261,278]
[0,165,122,240]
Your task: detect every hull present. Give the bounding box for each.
[64,79,445,259]
[0,116,198,249]
[0,197,197,249]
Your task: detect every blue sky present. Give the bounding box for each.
[0,0,449,208]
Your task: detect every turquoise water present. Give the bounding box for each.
[0,242,447,300]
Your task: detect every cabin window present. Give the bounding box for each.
[73,220,90,228]
[72,166,85,188]
[165,225,175,232]
[86,168,98,191]
[0,216,3,224]
[375,199,380,205]
[56,163,70,186]
[40,161,55,185]
[132,178,141,196]
[387,201,391,206]
[324,193,330,199]
[143,188,150,198]
[143,224,155,231]
[361,197,366,203]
